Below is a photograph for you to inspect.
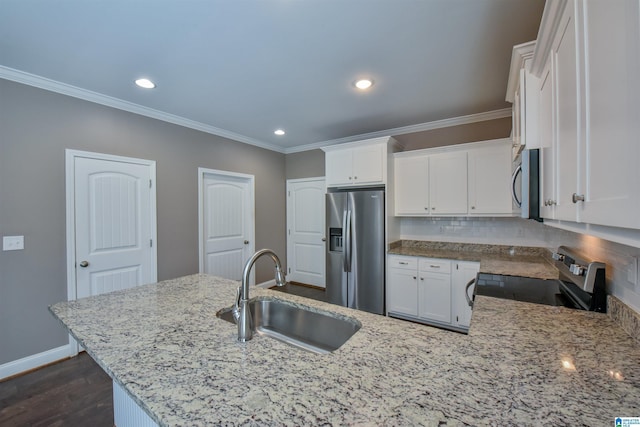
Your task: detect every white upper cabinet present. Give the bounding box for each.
[429,151,468,215]
[394,139,512,217]
[577,0,640,229]
[529,0,640,230]
[352,144,385,185]
[538,57,557,219]
[324,149,353,187]
[467,143,512,214]
[394,155,429,215]
[552,3,580,221]
[323,137,396,188]
[506,41,540,158]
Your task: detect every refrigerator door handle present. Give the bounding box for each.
[343,210,352,272]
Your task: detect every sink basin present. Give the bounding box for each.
[216,297,361,354]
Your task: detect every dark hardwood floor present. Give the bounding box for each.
[0,352,113,427]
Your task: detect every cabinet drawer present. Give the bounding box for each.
[388,255,417,270]
[418,258,451,274]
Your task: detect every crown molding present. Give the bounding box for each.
[1,66,513,156]
[0,66,286,153]
[530,0,568,77]
[505,41,536,103]
[285,108,512,154]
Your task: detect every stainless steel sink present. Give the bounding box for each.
[216,297,361,354]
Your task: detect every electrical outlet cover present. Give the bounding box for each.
[3,235,24,251]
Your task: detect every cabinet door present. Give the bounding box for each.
[578,0,640,229]
[429,151,468,215]
[451,261,480,329]
[417,272,451,324]
[394,156,429,215]
[538,57,556,219]
[523,66,541,149]
[387,268,418,316]
[552,2,579,221]
[467,144,512,214]
[353,144,384,185]
[325,149,353,187]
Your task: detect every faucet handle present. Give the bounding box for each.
[232,286,242,322]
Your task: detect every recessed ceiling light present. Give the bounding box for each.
[274,129,285,136]
[354,79,373,90]
[135,78,156,89]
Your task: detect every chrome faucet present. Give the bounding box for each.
[232,249,286,342]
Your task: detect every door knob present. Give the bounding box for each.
[79,261,89,268]
[321,237,326,242]
[244,240,250,245]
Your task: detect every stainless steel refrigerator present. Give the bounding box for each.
[326,189,385,315]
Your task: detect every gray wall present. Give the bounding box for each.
[0,79,286,364]
[394,117,512,151]
[282,118,512,180]
[285,149,325,180]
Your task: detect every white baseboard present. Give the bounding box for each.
[0,344,75,380]
[256,279,276,289]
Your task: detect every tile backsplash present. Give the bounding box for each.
[400,217,640,314]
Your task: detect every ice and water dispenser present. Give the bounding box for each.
[329,228,343,252]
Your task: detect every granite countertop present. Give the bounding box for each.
[50,274,640,426]
[388,240,560,280]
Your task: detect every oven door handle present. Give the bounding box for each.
[465,278,476,308]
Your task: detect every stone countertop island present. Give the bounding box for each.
[50,274,640,426]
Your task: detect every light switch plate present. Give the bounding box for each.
[3,235,24,251]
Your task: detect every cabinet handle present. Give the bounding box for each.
[348,176,352,180]
[354,176,357,179]
[429,265,440,268]
[471,206,476,210]
[398,262,408,265]
[424,207,428,210]
[572,193,585,203]
[431,207,436,210]
[420,277,424,281]
[413,276,417,280]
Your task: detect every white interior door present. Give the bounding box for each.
[286,178,326,288]
[70,151,157,300]
[199,169,254,282]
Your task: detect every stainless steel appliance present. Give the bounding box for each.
[326,189,385,315]
[469,246,606,312]
[512,148,542,221]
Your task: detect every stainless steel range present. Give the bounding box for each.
[472,246,607,312]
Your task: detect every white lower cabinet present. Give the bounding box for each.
[387,255,479,332]
[387,258,419,316]
[451,261,480,329]
[418,271,451,324]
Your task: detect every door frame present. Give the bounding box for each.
[65,149,157,353]
[197,167,255,282]
[286,176,326,286]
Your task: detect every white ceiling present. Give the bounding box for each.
[0,0,544,153]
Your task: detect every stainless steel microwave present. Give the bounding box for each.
[511,149,542,222]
